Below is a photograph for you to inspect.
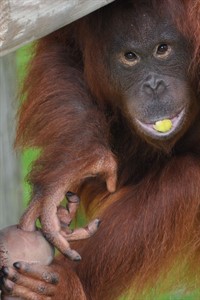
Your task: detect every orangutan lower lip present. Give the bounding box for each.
[136,108,185,137]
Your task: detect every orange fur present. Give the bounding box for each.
[16,0,200,299]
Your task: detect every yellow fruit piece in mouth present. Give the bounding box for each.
[153,119,173,133]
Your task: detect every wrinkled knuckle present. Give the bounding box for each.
[10,273,19,283]
[42,272,59,284]
[37,284,47,294]
[51,273,59,284]
[42,272,51,282]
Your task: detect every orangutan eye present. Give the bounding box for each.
[124,51,138,61]
[157,44,168,54]
[154,44,172,59]
[118,51,140,66]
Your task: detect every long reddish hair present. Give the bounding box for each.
[16,0,200,299]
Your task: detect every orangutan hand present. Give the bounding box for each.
[19,149,117,260]
[0,261,59,300]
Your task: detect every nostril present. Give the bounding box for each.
[157,81,166,94]
[143,80,166,95]
[143,83,153,95]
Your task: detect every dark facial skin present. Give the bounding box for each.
[94,3,198,149]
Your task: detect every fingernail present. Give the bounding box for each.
[13,262,20,269]
[65,249,82,261]
[97,220,101,227]
[94,219,101,227]
[67,193,80,203]
[74,254,82,262]
[66,191,75,197]
[2,267,9,276]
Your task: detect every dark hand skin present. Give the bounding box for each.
[0,193,98,299]
[0,261,60,300]
[0,255,87,300]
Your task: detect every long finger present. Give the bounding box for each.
[66,192,80,220]
[2,279,51,300]
[57,192,80,227]
[44,231,81,261]
[102,157,117,193]
[9,263,59,285]
[62,219,100,241]
[2,267,56,296]
[57,206,72,228]
[105,169,117,193]
[91,154,117,193]
[40,190,81,260]
[19,194,42,231]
